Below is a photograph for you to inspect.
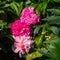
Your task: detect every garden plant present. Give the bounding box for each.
[0,0,60,60]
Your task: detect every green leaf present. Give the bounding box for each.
[18,2,23,15]
[0,10,5,13]
[14,2,23,15]
[42,16,60,21]
[50,26,59,35]
[0,1,6,6]
[36,48,48,56]
[26,0,31,4]
[42,16,60,24]
[34,25,41,36]
[10,2,19,16]
[44,37,60,44]
[0,20,3,30]
[36,1,48,14]
[47,9,60,15]
[39,37,60,60]
[10,2,23,16]
[0,2,10,8]
[34,35,43,47]
[53,0,60,3]
[42,1,48,14]
[26,51,42,60]
[0,20,8,30]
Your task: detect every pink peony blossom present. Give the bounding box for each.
[12,35,33,56]
[20,7,35,17]
[20,7,40,25]
[10,20,32,36]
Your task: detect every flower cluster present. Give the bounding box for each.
[10,7,40,57]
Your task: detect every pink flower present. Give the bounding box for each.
[20,7,40,25]
[10,20,32,36]
[20,7,35,17]
[12,35,33,56]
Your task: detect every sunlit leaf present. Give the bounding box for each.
[0,10,5,13]
[34,35,43,47]
[26,51,42,60]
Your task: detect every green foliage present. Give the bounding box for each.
[42,16,60,24]
[39,37,60,60]
[10,2,23,16]
[33,25,41,36]
[34,35,43,47]
[26,51,42,60]
[47,9,60,15]
[50,26,59,35]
